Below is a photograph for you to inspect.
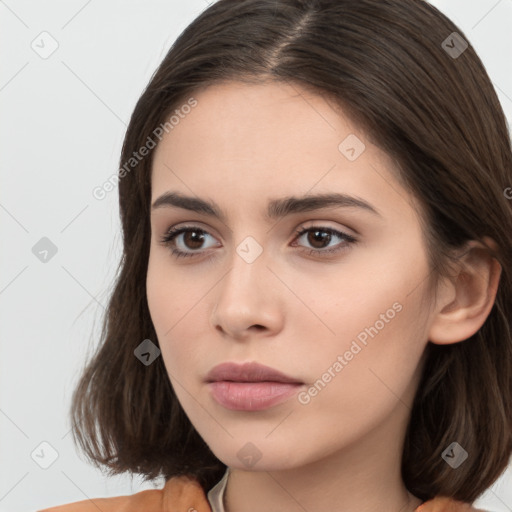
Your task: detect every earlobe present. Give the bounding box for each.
[428,238,502,345]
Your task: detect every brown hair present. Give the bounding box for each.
[70,0,512,502]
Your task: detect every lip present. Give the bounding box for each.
[205,361,303,384]
[205,361,304,411]
[207,381,303,411]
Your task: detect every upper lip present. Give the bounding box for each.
[205,361,303,384]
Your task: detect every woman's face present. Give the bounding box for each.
[147,80,433,471]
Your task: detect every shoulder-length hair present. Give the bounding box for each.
[70,0,512,502]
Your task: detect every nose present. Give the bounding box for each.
[210,244,284,340]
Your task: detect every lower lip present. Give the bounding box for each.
[207,381,303,411]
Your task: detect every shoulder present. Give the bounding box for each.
[417,496,492,512]
[37,488,164,512]
[37,474,210,512]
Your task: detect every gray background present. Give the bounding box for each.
[1,1,511,511]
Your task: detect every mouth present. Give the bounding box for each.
[205,361,304,411]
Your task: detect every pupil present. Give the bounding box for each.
[308,230,330,249]
[184,231,204,249]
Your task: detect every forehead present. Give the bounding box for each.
[150,80,415,222]
[155,80,356,159]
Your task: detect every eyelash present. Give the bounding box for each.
[159,224,357,260]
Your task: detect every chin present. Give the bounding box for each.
[209,441,308,472]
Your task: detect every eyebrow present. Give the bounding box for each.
[151,191,382,222]
[151,191,382,223]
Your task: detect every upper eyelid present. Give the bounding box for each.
[153,206,364,236]
[161,223,356,245]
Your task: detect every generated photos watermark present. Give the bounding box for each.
[297,301,403,405]
[92,96,198,200]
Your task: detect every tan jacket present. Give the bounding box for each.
[38,474,488,512]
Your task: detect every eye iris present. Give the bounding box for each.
[183,231,205,249]
[308,230,331,249]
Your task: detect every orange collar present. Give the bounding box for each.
[38,473,488,512]
[159,475,486,512]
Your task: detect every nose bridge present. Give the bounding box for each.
[211,234,279,334]
[220,234,268,302]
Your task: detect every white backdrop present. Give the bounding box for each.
[1,1,511,511]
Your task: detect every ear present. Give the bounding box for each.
[428,237,502,345]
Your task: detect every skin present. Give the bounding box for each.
[146,80,501,512]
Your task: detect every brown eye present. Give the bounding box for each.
[292,226,357,256]
[306,229,333,249]
[159,225,220,258]
[181,230,206,250]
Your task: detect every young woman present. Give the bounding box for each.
[39,0,512,511]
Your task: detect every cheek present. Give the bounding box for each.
[146,251,208,377]
[289,248,423,352]
[146,253,171,331]
[290,301,426,457]
[146,251,193,334]
[292,247,429,410]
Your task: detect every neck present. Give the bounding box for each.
[224,461,423,512]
